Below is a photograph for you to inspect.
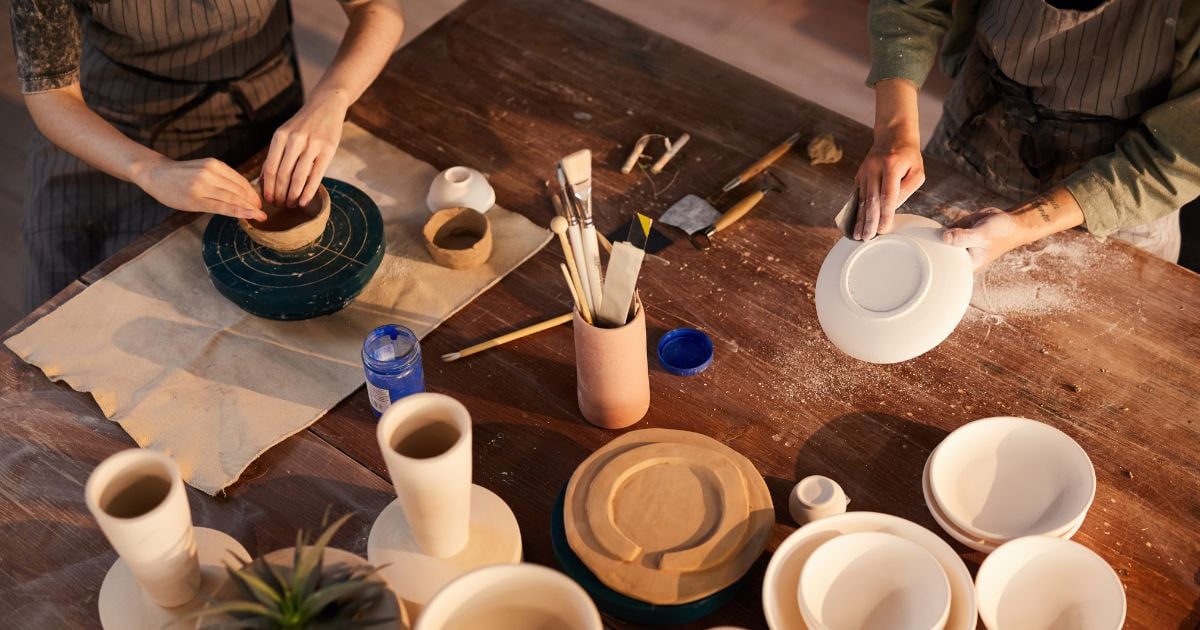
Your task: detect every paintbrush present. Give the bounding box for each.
[441,312,573,362]
[559,150,604,312]
[553,168,595,313]
[720,131,801,192]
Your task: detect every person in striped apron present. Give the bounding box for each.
[855,0,1198,268]
[10,0,405,307]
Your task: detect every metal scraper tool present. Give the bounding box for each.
[659,172,784,250]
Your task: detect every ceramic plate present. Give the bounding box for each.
[815,214,972,363]
[761,511,976,630]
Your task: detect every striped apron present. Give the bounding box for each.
[927,0,1183,261]
[23,0,303,308]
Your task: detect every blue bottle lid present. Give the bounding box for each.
[657,328,714,377]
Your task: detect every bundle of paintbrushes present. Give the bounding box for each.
[550,150,651,328]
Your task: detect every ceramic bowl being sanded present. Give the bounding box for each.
[203,178,384,321]
[422,207,493,270]
[238,181,332,252]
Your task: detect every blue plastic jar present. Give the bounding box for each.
[362,324,425,417]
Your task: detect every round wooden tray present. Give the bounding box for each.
[564,428,773,605]
[202,178,384,321]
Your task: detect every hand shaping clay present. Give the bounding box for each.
[238,182,331,251]
[564,429,773,605]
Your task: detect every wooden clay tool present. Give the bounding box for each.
[550,216,593,323]
[441,313,573,362]
[719,131,800,192]
[689,171,786,250]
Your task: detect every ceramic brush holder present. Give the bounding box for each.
[573,305,650,429]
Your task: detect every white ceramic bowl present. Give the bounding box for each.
[815,214,973,364]
[789,475,850,525]
[762,512,977,630]
[974,536,1125,630]
[929,417,1095,542]
[799,531,951,630]
[426,166,495,214]
[416,563,601,630]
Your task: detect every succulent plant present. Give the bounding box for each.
[193,514,395,629]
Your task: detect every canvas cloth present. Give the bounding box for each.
[5,122,550,494]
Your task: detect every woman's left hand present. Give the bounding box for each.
[941,207,1026,269]
[261,93,350,208]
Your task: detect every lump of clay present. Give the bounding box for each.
[239,183,331,252]
[807,133,843,165]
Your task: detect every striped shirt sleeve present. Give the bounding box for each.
[9,0,82,93]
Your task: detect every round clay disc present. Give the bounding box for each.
[368,484,522,616]
[202,178,384,321]
[97,527,246,630]
[564,428,773,605]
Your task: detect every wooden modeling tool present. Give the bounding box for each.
[621,133,691,174]
[719,132,800,192]
[441,313,574,362]
[561,263,591,324]
[551,216,593,323]
[559,151,604,312]
[597,214,651,326]
[553,171,595,313]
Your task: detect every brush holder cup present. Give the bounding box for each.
[573,306,650,430]
[85,449,201,608]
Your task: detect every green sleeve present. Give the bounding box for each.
[1063,81,1200,238]
[866,0,953,88]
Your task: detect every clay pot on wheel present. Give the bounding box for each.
[238,182,332,252]
[422,207,493,270]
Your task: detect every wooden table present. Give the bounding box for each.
[3,0,1198,627]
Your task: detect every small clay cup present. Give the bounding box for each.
[238,182,331,252]
[573,305,650,429]
[422,207,493,270]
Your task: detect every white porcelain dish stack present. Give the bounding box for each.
[974,536,1125,630]
[815,214,973,364]
[923,416,1096,552]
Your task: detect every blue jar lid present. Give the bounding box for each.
[657,328,714,377]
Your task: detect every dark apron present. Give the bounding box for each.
[23,0,304,308]
[927,0,1183,260]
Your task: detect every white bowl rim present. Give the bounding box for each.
[416,563,602,630]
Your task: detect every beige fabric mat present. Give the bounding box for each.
[5,122,550,495]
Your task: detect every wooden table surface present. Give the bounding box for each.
[3,0,1198,627]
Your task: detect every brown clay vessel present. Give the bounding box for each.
[238,182,331,252]
[422,207,493,270]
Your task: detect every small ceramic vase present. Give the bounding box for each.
[426,166,495,214]
[377,393,473,558]
[85,449,201,608]
[238,182,331,251]
[788,475,851,525]
[416,564,602,630]
[422,207,493,270]
[573,305,650,429]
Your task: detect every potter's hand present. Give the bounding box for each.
[262,92,348,209]
[133,156,265,220]
[855,78,924,241]
[942,189,1086,270]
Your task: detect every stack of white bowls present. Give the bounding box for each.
[923,416,1096,553]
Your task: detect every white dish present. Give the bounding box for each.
[815,214,973,364]
[417,563,602,630]
[929,417,1095,542]
[789,475,850,525]
[798,531,951,630]
[426,166,496,214]
[762,512,976,630]
[974,536,1125,630]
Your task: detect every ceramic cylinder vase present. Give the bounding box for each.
[84,449,201,608]
[573,306,650,430]
[377,392,473,558]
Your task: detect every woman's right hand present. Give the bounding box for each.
[133,156,266,221]
[854,78,925,241]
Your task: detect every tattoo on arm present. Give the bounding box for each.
[1030,195,1060,223]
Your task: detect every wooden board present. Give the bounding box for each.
[1,0,1198,628]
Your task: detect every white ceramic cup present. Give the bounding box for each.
[799,531,951,630]
[84,448,201,608]
[426,166,496,214]
[789,475,850,525]
[377,392,473,558]
[416,563,602,630]
[975,536,1125,630]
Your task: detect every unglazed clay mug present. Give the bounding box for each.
[377,392,473,558]
[572,305,650,430]
[85,448,202,608]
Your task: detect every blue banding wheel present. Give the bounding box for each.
[550,485,744,625]
[657,328,714,376]
[203,178,385,321]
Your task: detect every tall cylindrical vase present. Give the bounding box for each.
[377,392,473,558]
[85,449,201,608]
[573,306,650,429]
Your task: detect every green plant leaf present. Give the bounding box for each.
[184,600,283,625]
[229,564,284,608]
[293,513,352,598]
[297,579,383,619]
